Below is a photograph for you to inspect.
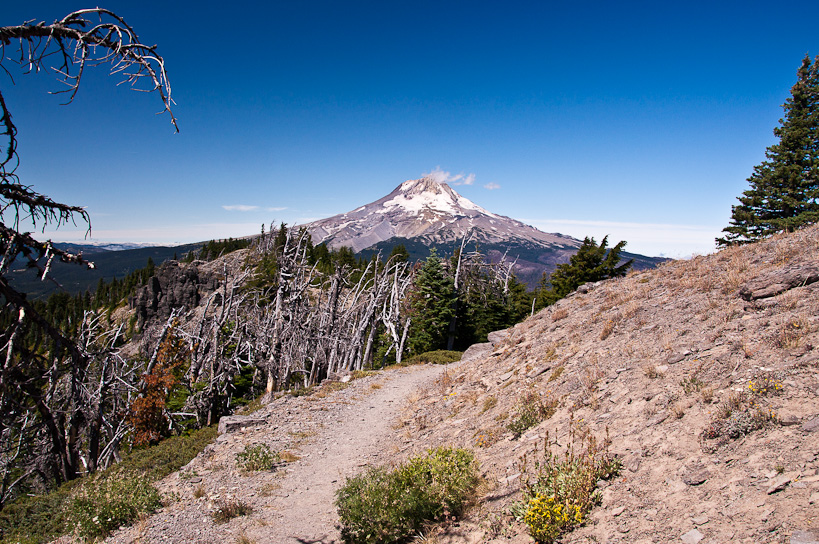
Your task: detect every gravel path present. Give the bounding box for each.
[102,363,451,544]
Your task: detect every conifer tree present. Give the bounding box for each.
[718,54,819,245]
[537,236,632,307]
[408,249,454,354]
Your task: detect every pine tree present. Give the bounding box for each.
[538,236,632,306]
[718,54,819,245]
[408,249,455,354]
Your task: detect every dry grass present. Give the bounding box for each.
[599,319,615,340]
[481,395,497,413]
[552,307,568,322]
[279,451,301,462]
[643,365,664,379]
[212,498,253,524]
[236,531,257,544]
[193,484,206,499]
[775,316,809,349]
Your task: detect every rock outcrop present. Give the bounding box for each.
[130,261,219,326]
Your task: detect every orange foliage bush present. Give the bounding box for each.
[129,327,190,446]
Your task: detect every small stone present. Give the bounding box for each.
[683,471,708,486]
[780,415,801,426]
[189,477,202,483]
[668,353,685,364]
[809,492,819,504]
[802,416,819,433]
[767,474,792,494]
[692,515,709,525]
[681,528,704,544]
[648,412,668,426]
[499,371,514,383]
[790,529,819,544]
[612,505,625,516]
[628,457,641,473]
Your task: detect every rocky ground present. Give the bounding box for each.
[99,225,818,544]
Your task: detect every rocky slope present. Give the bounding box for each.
[395,224,819,543]
[101,225,818,544]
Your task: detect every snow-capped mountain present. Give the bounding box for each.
[306,176,580,253]
[304,176,664,286]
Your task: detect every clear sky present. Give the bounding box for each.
[3,1,818,258]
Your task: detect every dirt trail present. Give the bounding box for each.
[103,363,451,544]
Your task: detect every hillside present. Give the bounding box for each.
[96,225,818,543]
[7,242,203,298]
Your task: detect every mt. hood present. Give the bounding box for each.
[306,176,579,253]
[304,177,662,286]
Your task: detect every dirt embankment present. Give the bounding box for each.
[397,225,819,544]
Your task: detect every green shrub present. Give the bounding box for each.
[507,391,557,437]
[68,477,161,540]
[405,350,462,365]
[236,444,279,472]
[0,425,216,544]
[335,447,479,544]
[512,431,620,543]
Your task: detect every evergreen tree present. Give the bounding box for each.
[538,236,632,307]
[718,54,819,245]
[408,249,455,354]
[388,244,410,263]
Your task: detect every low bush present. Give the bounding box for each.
[0,425,216,544]
[512,429,620,543]
[702,391,777,441]
[68,477,162,540]
[507,390,557,437]
[335,447,479,544]
[236,444,279,472]
[405,350,462,365]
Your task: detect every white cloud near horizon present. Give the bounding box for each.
[484,182,501,190]
[41,222,267,245]
[222,205,288,212]
[423,166,476,186]
[524,218,722,259]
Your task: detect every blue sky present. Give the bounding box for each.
[3,1,818,258]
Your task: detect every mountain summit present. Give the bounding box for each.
[304,176,663,286]
[306,176,579,253]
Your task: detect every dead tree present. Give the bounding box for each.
[0,9,176,501]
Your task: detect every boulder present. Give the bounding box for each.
[739,262,819,300]
[461,342,492,362]
[217,415,267,435]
